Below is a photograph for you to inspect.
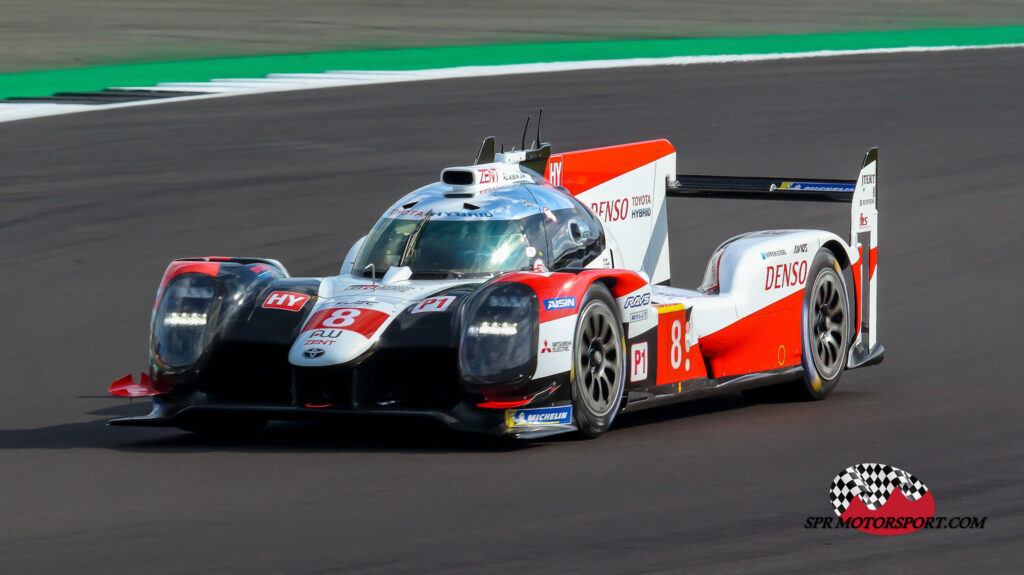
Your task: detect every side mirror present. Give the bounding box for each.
[568,219,587,244]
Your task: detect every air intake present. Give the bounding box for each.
[442,170,474,186]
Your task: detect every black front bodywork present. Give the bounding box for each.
[112,257,571,436]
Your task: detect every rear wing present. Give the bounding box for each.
[668,148,881,368]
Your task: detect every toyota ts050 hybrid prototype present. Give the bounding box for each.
[109,126,884,439]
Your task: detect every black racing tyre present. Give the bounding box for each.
[743,249,850,402]
[177,414,268,437]
[795,249,851,399]
[571,283,626,438]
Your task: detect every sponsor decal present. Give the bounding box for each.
[859,213,870,228]
[388,208,426,218]
[411,295,456,314]
[543,206,558,223]
[548,157,563,187]
[501,171,529,183]
[303,307,390,337]
[435,211,493,218]
[761,248,787,260]
[624,293,651,309]
[302,339,335,346]
[333,299,378,306]
[630,342,648,382]
[805,462,987,535]
[506,406,573,427]
[262,291,310,311]
[765,261,808,290]
[862,174,875,184]
[478,168,498,184]
[631,206,652,219]
[540,339,571,354]
[387,208,494,219]
[776,181,857,192]
[591,194,654,222]
[793,243,808,254]
[860,198,875,206]
[630,195,653,219]
[303,348,325,359]
[590,198,631,222]
[543,296,577,311]
[310,329,344,338]
[629,309,649,322]
[345,284,417,292]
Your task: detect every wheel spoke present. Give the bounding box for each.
[573,298,625,417]
[604,345,617,362]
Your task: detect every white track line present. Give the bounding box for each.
[2,43,1022,125]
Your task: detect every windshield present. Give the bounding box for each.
[353,216,542,278]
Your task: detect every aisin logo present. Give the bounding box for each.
[829,463,934,535]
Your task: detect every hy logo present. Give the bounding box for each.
[830,463,935,535]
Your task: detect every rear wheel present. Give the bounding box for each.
[743,249,850,401]
[796,250,850,399]
[571,284,626,438]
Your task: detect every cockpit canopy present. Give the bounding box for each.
[353,216,544,278]
[352,162,605,279]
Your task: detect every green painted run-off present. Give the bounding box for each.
[2,26,1024,100]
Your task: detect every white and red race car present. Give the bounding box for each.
[110,129,883,439]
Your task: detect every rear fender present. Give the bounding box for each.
[697,230,849,376]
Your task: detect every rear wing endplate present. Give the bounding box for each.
[668,148,882,368]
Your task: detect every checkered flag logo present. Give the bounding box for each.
[830,463,929,516]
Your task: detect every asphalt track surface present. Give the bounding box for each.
[1,49,1022,573]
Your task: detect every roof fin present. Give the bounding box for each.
[475,136,495,165]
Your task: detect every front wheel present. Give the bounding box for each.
[571,284,626,438]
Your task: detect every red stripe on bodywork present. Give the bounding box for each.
[155,261,220,308]
[158,261,220,289]
[545,139,675,196]
[698,289,804,378]
[852,246,862,337]
[302,307,389,338]
[477,399,532,409]
[497,269,648,322]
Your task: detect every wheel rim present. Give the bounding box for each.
[575,302,623,417]
[810,270,847,379]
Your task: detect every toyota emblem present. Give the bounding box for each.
[303,347,325,359]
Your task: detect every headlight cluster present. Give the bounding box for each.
[152,275,217,368]
[459,282,538,386]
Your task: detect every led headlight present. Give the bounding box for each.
[152,275,217,368]
[460,282,538,386]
